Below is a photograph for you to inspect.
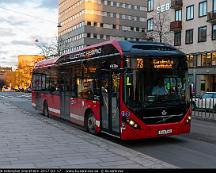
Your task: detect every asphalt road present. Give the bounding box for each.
[1,92,216,168]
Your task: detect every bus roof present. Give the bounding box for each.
[34,40,185,69]
[34,56,60,69]
[34,40,122,69]
[119,40,185,57]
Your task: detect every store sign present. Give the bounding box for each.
[153,59,174,69]
[156,3,171,13]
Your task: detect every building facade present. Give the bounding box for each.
[58,0,147,54]
[147,0,216,96]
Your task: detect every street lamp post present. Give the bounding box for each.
[57,23,62,56]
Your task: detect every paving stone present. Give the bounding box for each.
[0,100,176,168]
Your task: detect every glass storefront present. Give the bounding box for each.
[187,51,216,95]
[187,51,216,67]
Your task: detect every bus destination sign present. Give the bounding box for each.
[69,48,102,60]
[153,59,174,69]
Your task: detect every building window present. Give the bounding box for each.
[199,1,207,17]
[175,9,182,21]
[174,32,181,46]
[201,53,212,66]
[212,24,216,40]
[198,26,207,42]
[187,55,194,68]
[186,5,194,21]
[147,0,154,12]
[212,52,216,65]
[147,18,154,31]
[87,21,91,26]
[185,29,193,44]
[213,0,216,11]
[197,54,202,66]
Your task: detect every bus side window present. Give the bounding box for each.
[77,78,94,99]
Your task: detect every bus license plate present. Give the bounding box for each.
[158,129,172,135]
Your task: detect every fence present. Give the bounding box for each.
[192,98,216,121]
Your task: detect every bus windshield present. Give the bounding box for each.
[124,56,190,110]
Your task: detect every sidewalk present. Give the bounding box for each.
[0,100,177,168]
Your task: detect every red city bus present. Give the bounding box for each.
[32,40,191,140]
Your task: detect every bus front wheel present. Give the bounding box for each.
[87,112,96,135]
[43,102,49,117]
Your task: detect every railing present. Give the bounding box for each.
[192,98,216,121]
[207,11,216,23]
[170,0,183,9]
[170,21,182,31]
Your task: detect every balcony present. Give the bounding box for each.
[207,11,216,23]
[170,0,183,10]
[170,21,182,32]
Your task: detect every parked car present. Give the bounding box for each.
[25,87,32,93]
[192,92,216,110]
[16,88,24,92]
[1,86,11,92]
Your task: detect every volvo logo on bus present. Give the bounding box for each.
[161,110,167,116]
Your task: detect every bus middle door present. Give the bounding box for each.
[60,78,71,121]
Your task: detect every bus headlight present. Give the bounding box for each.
[126,119,140,129]
[186,116,191,124]
[129,120,135,126]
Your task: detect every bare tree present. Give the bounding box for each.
[147,12,172,43]
[35,37,58,58]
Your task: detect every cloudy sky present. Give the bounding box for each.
[0,0,58,69]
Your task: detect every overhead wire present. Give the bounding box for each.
[0,6,57,24]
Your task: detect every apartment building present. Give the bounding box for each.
[58,0,147,54]
[147,0,216,96]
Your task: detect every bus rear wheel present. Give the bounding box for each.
[43,102,49,117]
[87,112,96,135]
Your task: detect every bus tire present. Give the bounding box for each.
[87,111,96,135]
[43,101,49,117]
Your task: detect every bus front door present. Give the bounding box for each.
[101,72,120,136]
